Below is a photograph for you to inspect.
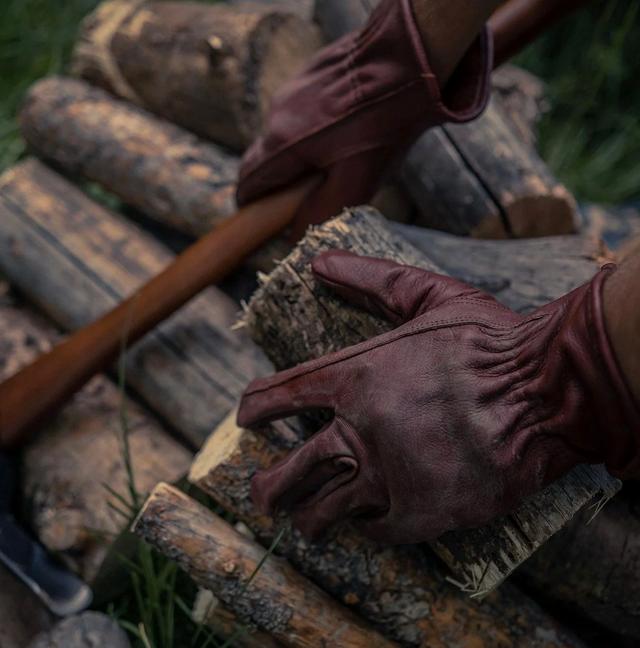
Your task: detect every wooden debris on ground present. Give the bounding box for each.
[133,483,399,648]
[243,207,620,594]
[70,0,323,150]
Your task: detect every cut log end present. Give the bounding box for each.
[71,0,323,150]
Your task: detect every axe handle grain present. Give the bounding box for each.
[0,177,318,451]
[491,0,594,68]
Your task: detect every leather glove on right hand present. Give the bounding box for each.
[236,0,492,240]
[238,251,640,545]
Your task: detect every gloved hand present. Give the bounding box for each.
[237,251,640,545]
[236,0,492,240]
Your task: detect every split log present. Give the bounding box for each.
[0,159,272,448]
[190,410,588,648]
[243,207,620,593]
[393,221,612,313]
[314,0,577,238]
[134,483,399,648]
[517,491,640,642]
[0,289,192,582]
[21,77,238,237]
[0,563,54,648]
[70,0,323,151]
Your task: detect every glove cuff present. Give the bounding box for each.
[400,0,493,123]
[588,265,640,478]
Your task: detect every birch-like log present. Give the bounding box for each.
[0,159,272,448]
[243,207,620,593]
[190,410,588,648]
[70,0,322,151]
[314,0,578,238]
[20,77,238,238]
[134,483,399,648]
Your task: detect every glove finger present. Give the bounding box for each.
[237,353,349,429]
[251,419,357,518]
[311,250,485,325]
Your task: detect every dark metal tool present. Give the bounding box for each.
[0,451,93,616]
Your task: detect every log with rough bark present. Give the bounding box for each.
[21,77,238,238]
[0,287,192,582]
[70,0,323,151]
[314,0,577,238]
[19,77,411,251]
[134,483,399,648]
[243,207,620,593]
[0,159,272,448]
[190,410,588,648]
[518,491,640,643]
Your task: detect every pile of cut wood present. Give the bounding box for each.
[2,1,640,647]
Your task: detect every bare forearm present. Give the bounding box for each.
[411,0,502,85]
[604,245,640,401]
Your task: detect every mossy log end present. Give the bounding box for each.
[243,208,620,593]
[71,0,323,151]
[134,483,399,648]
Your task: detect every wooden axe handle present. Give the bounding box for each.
[491,0,594,68]
[0,177,319,451]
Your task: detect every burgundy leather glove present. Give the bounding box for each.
[237,251,640,545]
[236,0,492,239]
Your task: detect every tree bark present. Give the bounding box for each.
[243,207,620,593]
[314,0,577,238]
[0,159,272,449]
[0,289,192,582]
[518,490,640,642]
[18,77,410,263]
[21,77,238,238]
[189,410,588,648]
[70,0,323,151]
[134,483,399,648]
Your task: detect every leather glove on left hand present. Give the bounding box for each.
[237,251,640,545]
[236,0,492,240]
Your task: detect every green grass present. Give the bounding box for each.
[514,0,640,204]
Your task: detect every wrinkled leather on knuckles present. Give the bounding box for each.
[238,251,640,545]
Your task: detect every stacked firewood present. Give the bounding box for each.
[2,0,640,647]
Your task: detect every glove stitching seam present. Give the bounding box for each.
[245,314,546,396]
